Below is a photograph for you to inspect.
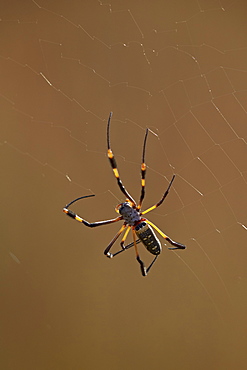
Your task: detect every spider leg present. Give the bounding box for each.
[120,225,131,249]
[146,255,159,274]
[104,224,127,257]
[63,195,122,227]
[145,220,186,250]
[137,253,159,276]
[141,175,175,215]
[132,228,146,276]
[107,112,136,207]
[137,128,148,211]
[109,238,142,257]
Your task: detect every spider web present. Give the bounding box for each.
[1,1,247,369]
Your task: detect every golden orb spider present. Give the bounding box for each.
[63,112,186,276]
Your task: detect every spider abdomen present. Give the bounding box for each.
[135,221,161,255]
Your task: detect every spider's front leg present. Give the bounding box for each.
[63,195,123,227]
[107,112,137,206]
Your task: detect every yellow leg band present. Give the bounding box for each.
[113,168,119,178]
[145,220,168,240]
[141,205,156,215]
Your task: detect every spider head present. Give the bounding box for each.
[115,201,133,214]
[115,201,140,225]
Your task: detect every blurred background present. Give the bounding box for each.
[1,1,247,369]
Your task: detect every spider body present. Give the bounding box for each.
[117,202,141,225]
[117,202,161,255]
[63,112,186,276]
[135,221,161,255]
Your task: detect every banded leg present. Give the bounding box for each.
[137,128,149,210]
[141,175,176,215]
[100,226,160,276]
[132,228,146,276]
[107,112,136,206]
[120,225,131,248]
[108,238,142,258]
[146,220,186,250]
[63,194,122,227]
[104,224,127,257]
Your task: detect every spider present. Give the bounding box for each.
[63,112,186,276]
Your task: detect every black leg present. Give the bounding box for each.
[104,224,126,257]
[110,238,142,257]
[107,112,136,206]
[166,237,186,250]
[63,194,122,227]
[141,175,176,215]
[137,128,149,210]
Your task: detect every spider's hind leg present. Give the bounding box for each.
[136,254,158,277]
[166,237,186,250]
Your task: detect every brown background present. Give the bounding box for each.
[1,1,247,369]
